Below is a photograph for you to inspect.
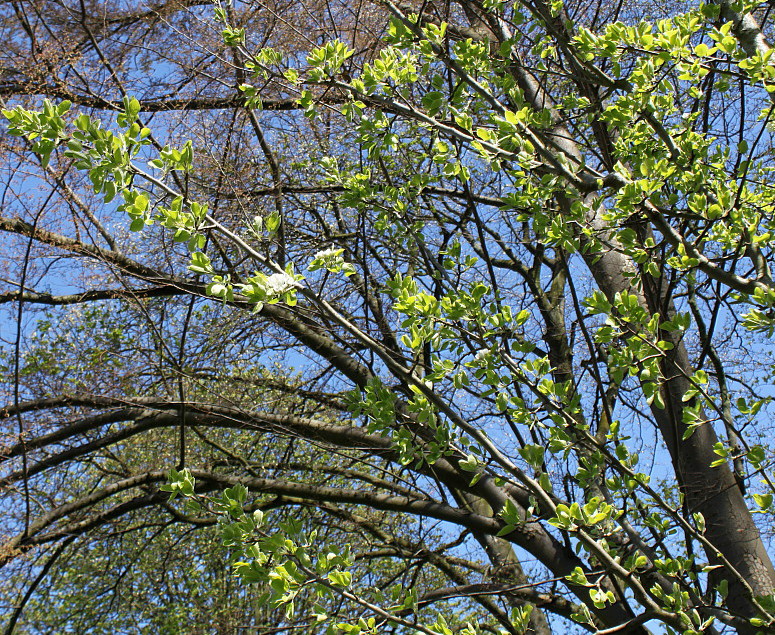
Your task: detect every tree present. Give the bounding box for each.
[2,0,775,632]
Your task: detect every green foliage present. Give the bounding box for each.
[7,0,775,632]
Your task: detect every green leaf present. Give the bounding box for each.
[327,570,352,587]
[519,444,545,468]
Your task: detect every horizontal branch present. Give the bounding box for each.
[0,396,393,461]
[0,284,185,306]
[0,469,495,561]
[413,582,581,622]
[224,183,503,208]
[0,84,343,113]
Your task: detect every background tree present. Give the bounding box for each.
[3,0,775,633]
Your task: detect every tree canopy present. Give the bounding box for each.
[3,0,775,633]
